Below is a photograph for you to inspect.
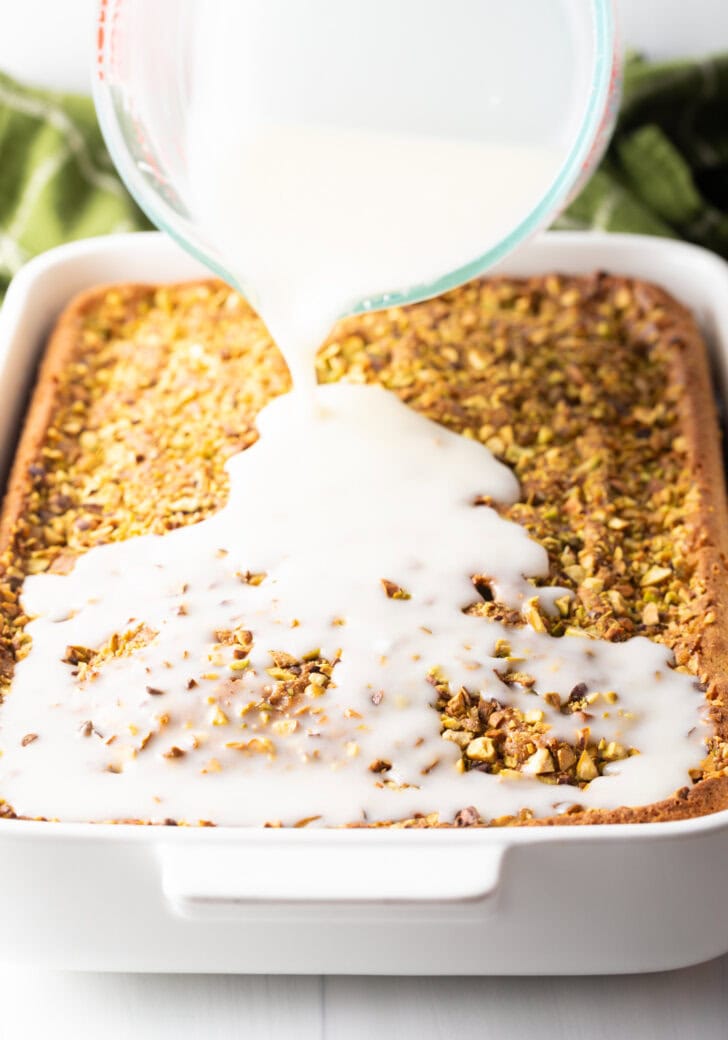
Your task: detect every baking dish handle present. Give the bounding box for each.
[159,842,507,918]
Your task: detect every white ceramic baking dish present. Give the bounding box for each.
[0,230,728,975]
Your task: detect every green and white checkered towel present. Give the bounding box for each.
[0,70,150,297]
[1,53,728,302]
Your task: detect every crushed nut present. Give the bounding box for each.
[380,579,411,600]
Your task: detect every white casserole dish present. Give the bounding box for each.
[0,230,727,975]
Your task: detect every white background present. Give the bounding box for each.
[1,2,728,1037]
[0,0,726,91]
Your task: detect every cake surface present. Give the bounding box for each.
[1,272,727,826]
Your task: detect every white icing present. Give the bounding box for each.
[0,385,705,824]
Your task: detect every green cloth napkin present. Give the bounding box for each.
[1,53,728,303]
[556,52,728,254]
[0,71,150,298]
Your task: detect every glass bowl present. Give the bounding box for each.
[94,0,620,316]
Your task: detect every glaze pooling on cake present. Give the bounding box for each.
[0,383,706,825]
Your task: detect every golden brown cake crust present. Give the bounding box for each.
[0,286,148,553]
[1,273,727,827]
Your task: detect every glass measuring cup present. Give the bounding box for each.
[94,0,620,316]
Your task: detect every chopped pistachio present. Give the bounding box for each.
[465,736,497,763]
[523,747,555,775]
[576,750,599,782]
[380,578,411,601]
[640,565,672,588]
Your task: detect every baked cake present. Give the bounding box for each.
[1,273,727,826]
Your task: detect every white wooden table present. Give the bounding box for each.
[1,957,727,1039]
[1,2,728,1037]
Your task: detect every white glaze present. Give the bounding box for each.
[0,385,705,824]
